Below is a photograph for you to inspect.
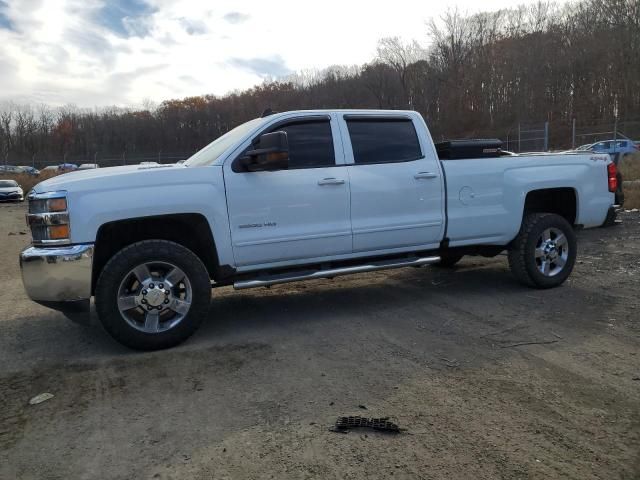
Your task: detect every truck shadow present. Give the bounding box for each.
[197,259,613,346]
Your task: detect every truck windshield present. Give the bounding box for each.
[185,117,264,167]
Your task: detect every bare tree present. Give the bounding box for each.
[376,37,426,107]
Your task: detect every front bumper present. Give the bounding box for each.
[0,193,23,201]
[20,244,94,303]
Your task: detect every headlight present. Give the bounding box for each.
[26,191,71,245]
[28,194,67,214]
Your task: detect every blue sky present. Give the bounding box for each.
[0,0,561,107]
[0,1,13,30]
[96,0,156,36]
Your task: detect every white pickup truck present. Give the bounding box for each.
[20,110,617,350]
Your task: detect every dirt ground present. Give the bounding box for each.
[1,201,638,480]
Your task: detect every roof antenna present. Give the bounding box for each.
[261,108,276,117]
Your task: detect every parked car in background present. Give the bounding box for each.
[575,143,593,151]
[78,163,100,170]
[57,163,78,172]
[0,165,23,174]
[139,161,159,166]
[589,139,638,155]
[0,179,24,202]
[41,165,59,172]
[17,166,40,176]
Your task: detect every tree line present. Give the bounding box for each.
[1,0,639,166]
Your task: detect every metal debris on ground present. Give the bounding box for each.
[330,416,400,434]
[29,392,54,405]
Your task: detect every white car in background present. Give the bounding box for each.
[78,163,100,170]
[0,179,24,202]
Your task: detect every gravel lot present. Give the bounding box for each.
[1,201,639,480]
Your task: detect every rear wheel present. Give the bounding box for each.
[95,240,211,350]
[508,213,577,289]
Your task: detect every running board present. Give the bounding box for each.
[233,255,441,290]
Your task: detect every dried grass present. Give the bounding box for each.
[623,183,640,209]
[618,153,640,181]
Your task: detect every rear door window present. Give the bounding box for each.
[346,118,422,165]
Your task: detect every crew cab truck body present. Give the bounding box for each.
[20,110,617,350]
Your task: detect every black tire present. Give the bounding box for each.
[601,207,618,227]
[508,213,577,289]
[95,240,211,350]
[615,172,624,207]
[434,253,464,268]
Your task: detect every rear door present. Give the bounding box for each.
[340,114,445,253]
[223,114,352,268]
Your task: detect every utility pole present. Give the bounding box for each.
[544,122,549,151]
[518,123,521,153]
[571,118,576,149]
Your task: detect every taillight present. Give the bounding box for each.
[607,162,618,192]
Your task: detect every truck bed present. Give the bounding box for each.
[441,152,612,247]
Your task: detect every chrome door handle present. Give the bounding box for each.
[318,178,345,185]
[414,172,438,179]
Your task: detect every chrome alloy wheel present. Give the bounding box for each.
[535,227,569,277]
[117,261,192,333]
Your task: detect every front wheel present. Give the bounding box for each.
[508,213,577,289]
[95,240,211,350]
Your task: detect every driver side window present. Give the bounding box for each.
[276,120,335,169]
[235,119,335,172]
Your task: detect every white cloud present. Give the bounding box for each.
[0,0,565,107]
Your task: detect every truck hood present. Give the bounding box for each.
[32,163,199,194]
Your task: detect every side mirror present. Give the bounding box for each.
[241,131,289,171]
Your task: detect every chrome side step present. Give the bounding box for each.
[233,255,441,290]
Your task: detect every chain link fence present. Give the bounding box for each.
[499,118,640,153]
[503,123,549,153]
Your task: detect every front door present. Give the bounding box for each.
[223,116,352,268]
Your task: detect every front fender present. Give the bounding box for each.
[65,166,234,266]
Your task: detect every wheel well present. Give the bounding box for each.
[92,214,219,294]
[523,188,577,225]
